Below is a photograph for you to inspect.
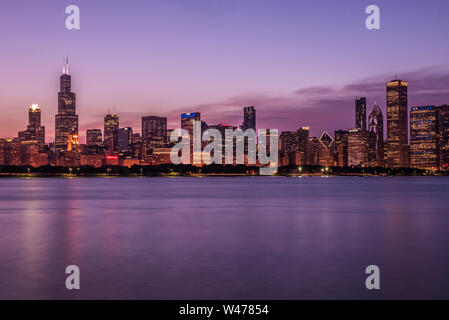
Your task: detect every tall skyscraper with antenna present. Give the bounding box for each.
[55,57,78,152]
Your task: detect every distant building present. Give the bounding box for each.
[410,106,439,171]
[334,130,349,167]
[18,104,46,150]
[355,97,367,131]
[104,113,119,152]
[241,106,256,131]
[55,57,78,153]
[439,105,449,170]
[348,128,369,167]
[318,131,334,167]
[181,113,202,164]
[86,129,102,146]
[307,137,320,166]
[117,127,133,152]
[368,104,384,166]
[142,116,167,145]
[386,79,409,168]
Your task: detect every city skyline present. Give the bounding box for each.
[1,1,449,141]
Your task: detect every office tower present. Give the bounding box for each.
[335,130,349,167]
[348,128,369,167]
[368,104,384,166]
[278,127,309,166]
[410,106,439,171]
[104,113,119,152]
[86,129,103,146]
[355,97,367,131]
[439,105,449,170]
[318,131,334,166]
[18,104,46,150]
[307,137,320,165]
[117,127,133,152]
[181,113,202,164]
[241,106,256,131]
[279,131,298,166]
[386,79,409,167]
[55,57,78,152]
[181,113,201,136]
[142,116,167,144]
[296,127,309,165]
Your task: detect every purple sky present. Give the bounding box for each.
[1,0,449,142]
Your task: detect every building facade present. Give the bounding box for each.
[86,129,103,146]
[355,97,367,131]
[368,104,384,166]
[241,106,256,131]
[142,116,167,144]
[410,106,439,171]
[348,128,369,167]
[386,79,409,168]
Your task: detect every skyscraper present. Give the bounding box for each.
[18,104,45,150]
[104,113,119,152]
[348,128,369,167]
[410,106,439,171]
[86,129,103,146]
[355,97,367,131]
[142,116,167,143]
[55,57,78,152]
[241,106,256,131]
[318,131,334,167]
[117,127,133,152]
[368,104,384,166]
[335,130,349,167]
[386,79,409,168]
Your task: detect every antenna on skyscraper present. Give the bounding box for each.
[62,56,70,75]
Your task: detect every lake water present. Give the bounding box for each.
[0,176,449,299]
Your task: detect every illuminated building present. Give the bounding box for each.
[410,106,439,171]
[181,113,203,164]
[279,131,299,166]
[80,154,104,168]
[368,104,384,166]
[297,127,309,165]
[142,116,167,144]
[334,130,348,167]
[67,134,79,152]
[20,141,48,167]
[386,79,409,167]
[241,106,256,131]
[0,140,21,165]
[439,105,449,170]
[104,113,119,152]
[318,131,334,166]
[117,127,133,152]
[86,129,102,146]
[348,128,369,167]
[307,137,320,165]
[18,104,45,150]
[104,154,119,166]
[355,97,367,131]
[55,57,78,152]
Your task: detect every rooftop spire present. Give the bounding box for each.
[62,56,70,75]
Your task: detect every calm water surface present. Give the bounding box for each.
[0,176,449,299]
